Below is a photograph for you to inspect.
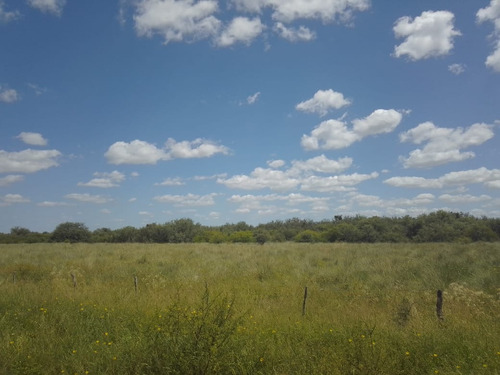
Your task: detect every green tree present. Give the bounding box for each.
[51,222,91,243]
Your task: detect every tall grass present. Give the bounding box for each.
[1,242,499,374]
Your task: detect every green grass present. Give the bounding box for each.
[1,242,499,374]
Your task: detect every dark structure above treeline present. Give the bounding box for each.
[2,211,499,244]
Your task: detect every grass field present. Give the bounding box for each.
[1,242,499,374]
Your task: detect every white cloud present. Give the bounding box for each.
[219,167,300,191]
[164,138,229,159]
[133,0,221,44]
[399,122,494,168]
[301,109,402,150]
[232,0,369,23]
[216,17,264,47]
[0,87,19,103]
[301,172,379,192]
[0,175,24,187]
[153,193,217,206]
[247,91,261,105]
[27,0,66,16]
[155,177,185,186]
[393,10,461,60]
[0,149,61,173]
[296,89,351,117]
[65,193,111,204]
[105,138,228,165]
[267,159,285,168]
[16,132,48,146]
[448,63,466,75]
[105,140,166,165]
[439,194,491,204]
[485,180,500,189]
[0,1,20,23]
[274,22,316,42]
[78,171,126,188]
[477,0,500,72]
[384,167,500,189]
[37,201,70,207]
[289,155,352,175]
[0,194,30,206]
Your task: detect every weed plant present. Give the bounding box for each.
[0,242,499,374]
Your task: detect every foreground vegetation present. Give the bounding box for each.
[2,210,500,244]
[1,242,499,374]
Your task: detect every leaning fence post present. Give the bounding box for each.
[134,275,138,293]
[302,286,308,316]
[70,273,77,288]
[436,289,444,320]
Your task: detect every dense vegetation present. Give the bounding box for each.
[1,211,499,244]
[1,242,499,374]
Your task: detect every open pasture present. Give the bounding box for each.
[1,242,499,374]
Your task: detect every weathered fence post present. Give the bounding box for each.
[302,286,308,316]
[134,275,138,293]
[70,273,77,288]
[436,289,444,320]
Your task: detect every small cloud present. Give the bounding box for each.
[216,17,264,47]
[0,87,19,103]
[78,171,125,188]
[27,83,48,95]
[267,159,286,169]
[16,132,48,146]
[0,175,24,187]
[448,63,466,75]
[65,193,111,204]
[393,10,461,60]
[0,149,61,173]
[0,1,20,23]
[274,22,316,42]
[1,194,30,206]
[37,201,70,207]
[153,193,217,207]
[27,0,66,16]
[155,177,185,186]
[296,89,351,117]
[247,91,260,105]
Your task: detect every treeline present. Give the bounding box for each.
[1,211,499,244]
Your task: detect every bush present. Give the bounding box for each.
[51,222,91,243]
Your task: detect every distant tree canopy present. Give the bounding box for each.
[1,211,499,244]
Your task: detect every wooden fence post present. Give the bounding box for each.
[12,271,16,284]
[436,289,444,320]
[134,276,138,293]
[302,286,308,316]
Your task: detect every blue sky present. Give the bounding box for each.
[1,0,499,232]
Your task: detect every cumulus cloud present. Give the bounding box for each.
[65,193,111,204]
[219,155,375,193]
[78,171,126,188]
[153,193,217,206]
[384,167,500,189]
[0,87,19,103]
[289,155,352,175]
[232,0,370,23]
[393,10,461,60]
[133,0,221,44]
[0,1,20,23]
[105,138,228,165]
[27,0,66,16]
[301,109,402,150]
[439,194,491,204]
[0,149,61,173]
[0,194,30,206]
[16,132,48,146]
[267,159,286,168]
[296,89,351,117]
[216,17,264,47]
[274,22,316,42]
[164,138,230,159]
[399,122,494,168]
[477,0,500,72]
[155,177,185,186]
[0,175,24,187]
